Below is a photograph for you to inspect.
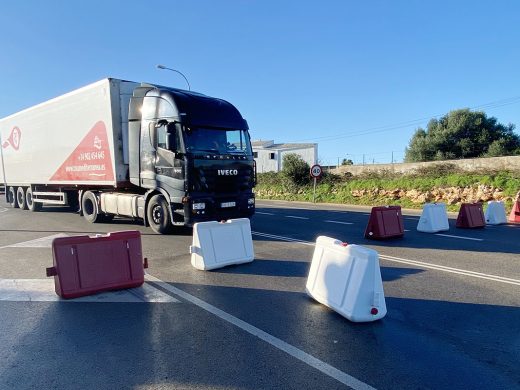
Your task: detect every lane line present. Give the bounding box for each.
[379,254,520,286]
[253,231,315,246]
[0,233,69,249]
[434,234,483,242]
[285,215,309,220]
[145,274,376,390]
[324,220,354,225]
[251,231,520,286]
[255,212,275,215]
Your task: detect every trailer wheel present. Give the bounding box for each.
[26,187,41,212]
[147,194,173,234]
[7,187,18,208]
[82,191,101,223]
[17,187,28,210]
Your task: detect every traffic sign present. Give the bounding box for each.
[310,164,323,178]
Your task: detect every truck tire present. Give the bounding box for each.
[7,187,18,208]
[17,187,28,210]
[147,194,173,234]
[82,191,102,223]
[26,187,42,212]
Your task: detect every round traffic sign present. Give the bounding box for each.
[310,164,322,178]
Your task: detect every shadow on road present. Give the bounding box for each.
[210,259,424,282]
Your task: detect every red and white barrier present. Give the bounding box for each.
[46,231,147,299]
[484,201,507,225]
[306,236,386,322]
[190,218,254,271]
[417,203,450,233]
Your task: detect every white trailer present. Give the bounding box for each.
[0,79,137,188]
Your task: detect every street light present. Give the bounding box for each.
[156,64,191,91]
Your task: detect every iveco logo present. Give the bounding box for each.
[218,169,238,176]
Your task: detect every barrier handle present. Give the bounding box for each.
[189,245,201,255]
[46,267,57,277]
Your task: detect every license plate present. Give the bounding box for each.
[221,201,236,208]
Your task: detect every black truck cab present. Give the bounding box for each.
[128,84,255,233]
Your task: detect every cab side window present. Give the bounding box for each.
[157,124,167,149]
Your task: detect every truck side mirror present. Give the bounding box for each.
[166,133,176,151]
[166,123,177,151]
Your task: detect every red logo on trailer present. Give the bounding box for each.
[2,126,22,150]
[50,121,114,181]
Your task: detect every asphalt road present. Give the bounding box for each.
[0,197,519,390]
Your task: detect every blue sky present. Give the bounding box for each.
[1,1,519,165]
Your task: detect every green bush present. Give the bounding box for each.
[281,153,311,186]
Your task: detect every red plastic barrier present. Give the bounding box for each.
[456,203,485,228]
[509,201,520,223]
[364,206,404,239]
[46,231,148,299]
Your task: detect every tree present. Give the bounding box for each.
[405,109,520,162]
[282,153,310,185]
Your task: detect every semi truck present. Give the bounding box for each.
[0,78,256,233]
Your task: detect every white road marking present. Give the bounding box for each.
[253,231,315,246]
[0,278,179,303]
[285,215,309,220]
[379,254,520,286]
[251,231,520,286]
[145,274,376,390]
[255,212,275,215]
[0,233,69,249]
[434,234,483,242]
[0,207,8,213]
[324,220,354,225]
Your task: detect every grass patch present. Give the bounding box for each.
[255,170,520,211]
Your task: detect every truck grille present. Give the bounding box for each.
[193,164,253,193]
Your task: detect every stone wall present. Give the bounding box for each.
[331,155,520,176]
[351,186,519,205]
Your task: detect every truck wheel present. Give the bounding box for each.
[82,191,101,223]
[17,187,28,210]
[147,195,173,234]
[26,187,42,212]
[7,187,18,208]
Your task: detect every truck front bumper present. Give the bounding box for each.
[181,194,255,226]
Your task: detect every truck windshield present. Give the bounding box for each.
[184,128,252,155]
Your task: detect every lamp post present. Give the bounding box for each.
[156,64,191,91]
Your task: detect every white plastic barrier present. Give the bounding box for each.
[306,236,386,322]
[190,218,254,271]
[485,201,507,225]
[417,202,450,233]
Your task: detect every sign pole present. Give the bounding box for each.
[312,177,317,203]
[310,164,322,204]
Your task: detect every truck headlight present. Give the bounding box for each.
[248,198,255,205]
[192,202,206,210]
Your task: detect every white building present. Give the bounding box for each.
[252,140,317,173]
